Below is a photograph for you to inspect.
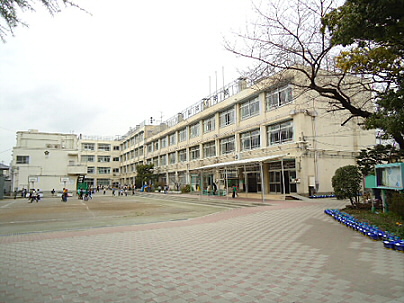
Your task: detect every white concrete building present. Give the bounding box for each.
[11,70,376,198]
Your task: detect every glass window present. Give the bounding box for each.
[203,141,216,158]
[98,167,111,174]
[113,157,120,162]
[160,155,167,166]
[241,129,261,151]
[169,152,176,164]
[240,97,260,120]
[220,136,235,154]
[98,156,111,162]
[16,156,29,164]
[268,120,294,145]
[161,137,167,148]
[190,146,200,160]
[82,143,95,151]
[113,146,120,151]
[179,149,187,162]
[203,116,215,133]
[220,108,235,127]
[98,144,111,151]
[179,128,187,142]
[113,168,119,173]
[81,155,94,162]
[190,123,200,138]
[87,166,95,174]
[169,133,176,146]
[266,86,293,110]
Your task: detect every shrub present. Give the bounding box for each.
[181,184,191,193]
[389,191,404,219]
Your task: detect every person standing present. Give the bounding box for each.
[232,185,238,198]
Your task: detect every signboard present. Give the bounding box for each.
[375,163,404,190]
[28,177,38,182]
[60,177,70,183]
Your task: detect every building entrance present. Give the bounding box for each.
[269,160,297,194]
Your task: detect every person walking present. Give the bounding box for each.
[232,185,238,198]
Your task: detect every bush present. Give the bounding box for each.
[181,184,191,193]
[389,192,404,219]
[332,165,362,206]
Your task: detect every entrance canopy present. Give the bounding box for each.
[195,154,288,171]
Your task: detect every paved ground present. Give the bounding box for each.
[0,194,403,303]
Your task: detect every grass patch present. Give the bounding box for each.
[342,208,404,239]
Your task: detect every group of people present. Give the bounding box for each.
[27,189,41,203]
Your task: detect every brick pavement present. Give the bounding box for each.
[0,199,403,303]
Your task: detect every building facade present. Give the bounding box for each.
[11,71,376,198]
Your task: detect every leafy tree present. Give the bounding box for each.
[356,144,404,176]
[227,0,404,149]
[332,165,362,206]
[135,164,155,189]
[0,0,84,41]
[323,0,404,148]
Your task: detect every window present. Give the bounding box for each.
[113,168,120,173]
[113,146,120,151]
[266,86,293,110]
[203,116,215,133]
[87,166,95,174]
[169,152,176,164]
[154,141,159,151]
[147,144,153,153]
[81,155,94,162]
[169,133,176,146]
[152,157,159,167]
[160,155,167,166]
[113,157,120,162]
[98,156,111,162]
[190,123,200,138]
[16,156,29,164]
[240,97,260,120]
[220,108,235,127]
[268,120,294,145]
[82,143,95,151]
[203,141,216,158]
[190,146,200,160]
[220,136,235,155]
[241,129,261,151]
[161,137,167,148]
[98,167,111,174]
[178,149,187,162]
[179,128,187,142]
[98,144,111,151]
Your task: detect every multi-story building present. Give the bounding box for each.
[78,135,121,188]
[11,130,86,192]
[11,131,121,193]
[11,70,376,198]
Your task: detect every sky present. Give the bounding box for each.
[0,0,256,164]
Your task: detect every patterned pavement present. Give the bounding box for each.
[0,198,403,303]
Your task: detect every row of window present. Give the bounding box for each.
[144,120,293,164]
[81,155,120,162]
[82,143,120,152]
[147,86,293,152]
[87,167,120,174]
[16,120,293,166]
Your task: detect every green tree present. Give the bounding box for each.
[0,0,84,41]
[356,144,404,176]
[332,165,362,206]
[323,0,404,148]
[135,164,155,189]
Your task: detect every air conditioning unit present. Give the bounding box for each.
[235,153,242,160]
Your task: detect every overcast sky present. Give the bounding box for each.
[0,0,255,164]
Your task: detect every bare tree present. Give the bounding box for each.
[0,0,86,42]
[226,0,375,127]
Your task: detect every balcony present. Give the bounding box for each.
[67,164,87,175]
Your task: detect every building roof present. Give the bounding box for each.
[0,163,9,170]
[195,154,289,170]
